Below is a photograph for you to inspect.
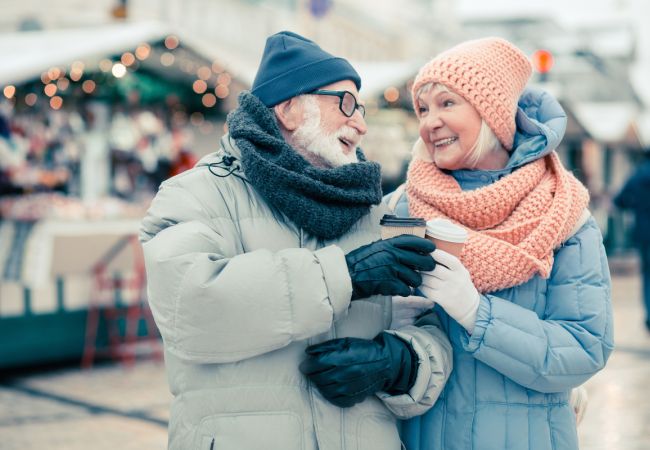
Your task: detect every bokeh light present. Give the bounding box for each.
[192,80,208,94]
[81,80,96,94]
[164,35,179,50]
[24,93,37,106]
[160,52,175,66]
[135,44,151,60]
[44,84,57,97]
[3,85,16,99]
[111,63,127,78]
[202,93,217,107]
[49,96,63,110]
[215,84,229,99]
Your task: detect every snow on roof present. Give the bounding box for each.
[1,21,422,101]
[0,21,169,85]
[572,102,638,143]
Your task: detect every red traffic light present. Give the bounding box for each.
[532,49,554,74]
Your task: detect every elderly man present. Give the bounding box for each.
[140,31,451,450]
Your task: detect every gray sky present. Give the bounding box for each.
[457,0,650,103]
[457,0,629,24]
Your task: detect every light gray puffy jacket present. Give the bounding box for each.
[140,135,452,450]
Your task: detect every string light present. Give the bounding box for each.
[197,66,212,80]
[82,80,96,94]
[215,84,229,99]
[160,52,175,66]
[44,84,57,97]
[71,61,85,72]
[50,96,63,110]
[3,85,16,99]
[25,93,37,106]
[70,68,83,82]
[121,52,136,66]
[56,78,70,91]
[112,63,127,78]
[99,59,113,72]
[384,87,399,102]
[164,35,180,50]
[135,44,151,60]
[47,67,62,80]
[217,73,231,86]
[192,80,207,94]
[202,93,217,107]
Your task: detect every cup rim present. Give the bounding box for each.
[425,218,468,243]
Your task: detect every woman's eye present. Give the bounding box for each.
[442,99,454,107]
[417,106,428,115]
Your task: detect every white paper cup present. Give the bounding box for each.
[425,218,468,257]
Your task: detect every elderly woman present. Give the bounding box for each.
[386,37,614,450]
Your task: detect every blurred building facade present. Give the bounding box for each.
[2,0,649,252]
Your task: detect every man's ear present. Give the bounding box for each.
[274,97,304,131]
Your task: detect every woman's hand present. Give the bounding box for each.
[390,295,435,329]
[420,249,480,334]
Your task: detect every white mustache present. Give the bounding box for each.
[336,126,362,147]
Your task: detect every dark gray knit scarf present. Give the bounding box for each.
[227,91,382,240]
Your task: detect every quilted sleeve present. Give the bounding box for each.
[140,180,352,364]
[377,311,453,418]
[460,218,614,393]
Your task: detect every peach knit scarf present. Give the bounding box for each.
[407,150,589,293]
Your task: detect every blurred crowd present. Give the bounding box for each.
[0,100,198,220]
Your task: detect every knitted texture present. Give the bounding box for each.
[252,31,361,107]
[406,152,589,293]
[411,37,532,150]
[227,91,382,240]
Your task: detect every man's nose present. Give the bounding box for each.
[349,111,367,135]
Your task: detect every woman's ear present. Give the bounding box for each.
[274,97,304,132]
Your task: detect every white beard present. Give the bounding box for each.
[292,96,360,168]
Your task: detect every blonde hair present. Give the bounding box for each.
[415,82,502,169]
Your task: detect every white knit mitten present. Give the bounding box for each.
[390,295,435,329]
[420,249,480,334]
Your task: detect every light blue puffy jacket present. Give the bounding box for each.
[386,87,615,450]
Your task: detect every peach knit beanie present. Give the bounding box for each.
[411,37,532,150]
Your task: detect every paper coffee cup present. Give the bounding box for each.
[425,218,468,257]
[380,214,426,239]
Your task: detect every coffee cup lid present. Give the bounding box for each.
[425,218,468,243]
[380,214,426,227]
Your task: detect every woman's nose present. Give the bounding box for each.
[420,113,443,132]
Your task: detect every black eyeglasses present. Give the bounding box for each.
[310,90,366,118]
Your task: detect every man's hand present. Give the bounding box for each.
[299,332,418,408]
[345,235,436,300]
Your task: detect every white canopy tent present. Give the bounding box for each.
[0,21,422,101]
[0,22,169,86]
[572,102,640,144]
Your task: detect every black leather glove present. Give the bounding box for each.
[299,332,418,408]
[345,235,436,300]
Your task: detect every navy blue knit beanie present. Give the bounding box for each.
[251,31,361,107]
